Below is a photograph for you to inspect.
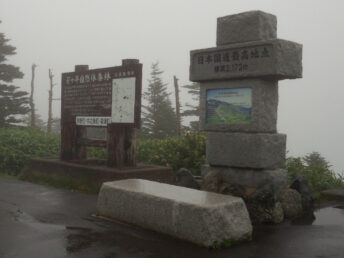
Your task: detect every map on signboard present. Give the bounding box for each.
[206,88,252,124]
[111,77,136,123]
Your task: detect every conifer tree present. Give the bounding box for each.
[141,62,177,139]
[0,22,29,127]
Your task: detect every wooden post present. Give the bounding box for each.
[73,65,88,160]
[107,124,136,168]
[174,75,182,136]
[107,124,125,168]
[30,64,37,127]
[60,112,75,160]
[47,69,55,133]
[105,59,141,168]
[124,125,136,166]
[60,65,88,161]
[75,126,87,159]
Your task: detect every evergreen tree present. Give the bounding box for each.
[181,82,200,131]
[303,152,332,174]
[141,62,177,139]
[0,22,29,127]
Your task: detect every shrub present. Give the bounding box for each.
[2,126,342,200]
[87,146,106,159]
[86,132,206,175]
[0,127,60,175]
[286,153,344,199]
[137,132,206,175]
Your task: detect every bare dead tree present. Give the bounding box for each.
[173,75,182,136]
[30,64,37,127]
[47,69,56,132]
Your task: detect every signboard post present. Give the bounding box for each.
[60,59,142,168]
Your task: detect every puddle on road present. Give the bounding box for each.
[9,208,67,258]
[313,205,344,226]
[291,203,344,226]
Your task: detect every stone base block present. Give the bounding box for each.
[24,158,173,193]
[97,179,252,247]
[206,132,286,169]
[202,164,288,189]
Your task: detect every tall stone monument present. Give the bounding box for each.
[190,11,302,189]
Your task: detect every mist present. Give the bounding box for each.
[1,0,343,175]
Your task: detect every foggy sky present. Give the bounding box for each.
[1,0,344,175]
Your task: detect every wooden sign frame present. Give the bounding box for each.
[60,59,142,168]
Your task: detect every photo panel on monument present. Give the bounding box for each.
[200,79,278,133]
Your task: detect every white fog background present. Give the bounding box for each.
[1,0,343,175]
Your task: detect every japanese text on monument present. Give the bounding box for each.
[194,44,272,74]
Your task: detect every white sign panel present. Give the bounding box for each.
[111,77,136,123]
[76,116,111,126]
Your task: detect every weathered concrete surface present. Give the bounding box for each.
[24,158,173,192]
[190,39,302,82]
[97,179,252,246]
[200,79,278,133]
[1,178,344,258]
[217,11,277,45]
[206,132,286,169]
[202,164,288,189]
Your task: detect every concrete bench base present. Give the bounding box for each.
[97,179,252,247]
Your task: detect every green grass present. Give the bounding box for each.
[0,127,59,176]
[0,172,21,180]
[207,104,251,125]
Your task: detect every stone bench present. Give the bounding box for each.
[96,179,252,247]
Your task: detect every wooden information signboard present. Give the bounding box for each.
[60,59,142,168]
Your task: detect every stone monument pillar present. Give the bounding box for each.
[190,11,302,189]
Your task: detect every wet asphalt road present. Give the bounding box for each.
[0,178,344,258]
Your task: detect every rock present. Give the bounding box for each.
[321,189,344,202]
[97,179,253,247]
[278,188,303,219]
[290,176,315,215]
[271,202,284,224]
[173,168,200,189]
[200,171,221,192]
[201,164,288,190]
[220,182,246,199]
[245,183,280,224]
[246,201,284,224]
[249,182,276,208]
[201,171,246,198]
